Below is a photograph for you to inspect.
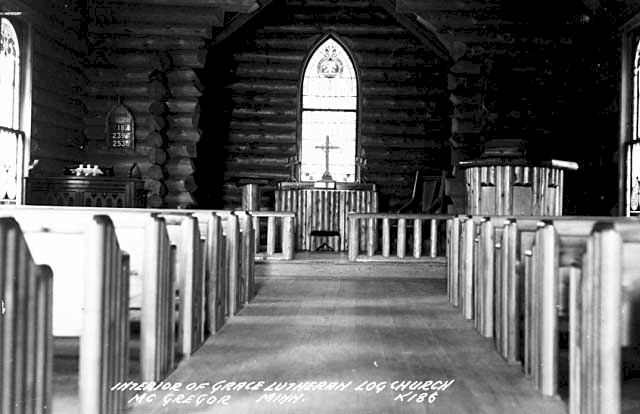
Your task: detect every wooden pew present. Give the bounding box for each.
[529,218,639,398]
[16,215,129,414]
[0,217,54,414]
[446,216,460,307]
[0,206,177,382]
[451,215,483,320]
[2,206,250,346]
[160,209,254,321]
[569,221,640,414]
[205,210,256,313]
[156,213,206,356]
[446,214,640,412]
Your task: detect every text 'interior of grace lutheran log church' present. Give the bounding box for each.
[3,1,640,413]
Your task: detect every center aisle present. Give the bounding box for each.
[125,278,567,414]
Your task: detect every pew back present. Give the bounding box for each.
[13,215,130,414]
[0,207,177,382]
[0,217,53,414]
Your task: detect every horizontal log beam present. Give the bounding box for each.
[85,82,169,99]
[92,5,224,27]
[228,120,297,133]
[164,191,196,208]
[170,49,208,68]
[98,0,257,13]
[88,22,212,38]
[167,98,199,114]
[90,52,172,71]
[257,24,405,36]
[168,114,200,129]
[227,81,297,94]
[167,143,198,158]
[228,131,296,144]
[397,0,501,13]
[166,176,198,193]
[167,128,202,143]
[169,84,203,98]
[231,107,297,119]
[226,144,297,157]
[235,64,300,80]
[89,35,206,51]
[84,68,153,84]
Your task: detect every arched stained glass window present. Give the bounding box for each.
[300,37,357,182]
[0,17,23,205]
[1,17,20,128]
[629,40,640,214]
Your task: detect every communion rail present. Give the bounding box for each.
[250,211,295,260]
[347,213,452,261]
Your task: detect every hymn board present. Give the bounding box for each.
[275,135,377,252]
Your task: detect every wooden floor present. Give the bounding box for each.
[124,277,569,414]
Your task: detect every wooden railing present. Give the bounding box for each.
[347,213,452,261]
[250,211,295,260]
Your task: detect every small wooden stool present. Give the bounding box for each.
[309,230,340,251]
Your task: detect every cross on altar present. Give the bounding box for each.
[315,135,340,181]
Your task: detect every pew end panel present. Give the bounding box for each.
[0,217,54,414]
[16,215,131,414]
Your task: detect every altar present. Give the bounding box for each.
[275,181,378,251]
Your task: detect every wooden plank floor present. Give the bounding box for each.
[125,277,569,414]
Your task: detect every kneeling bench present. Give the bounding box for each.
[309,230,340,251]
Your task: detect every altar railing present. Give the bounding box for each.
[250,211,295,260]
[347,213,452,261]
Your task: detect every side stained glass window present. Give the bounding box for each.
[0,17,20,129]
[300,37,357,182]
[629,40,640,215]
[0,17,23,205]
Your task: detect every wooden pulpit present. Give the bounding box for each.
[275,181,378,251]
[458,155,578,216]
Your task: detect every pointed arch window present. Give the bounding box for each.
[628,40,640,214]
[300,37,357,182]
[0,17,24,205]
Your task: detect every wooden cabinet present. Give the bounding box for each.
[25,177,146,208]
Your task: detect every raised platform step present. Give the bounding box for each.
[256,251,447,278]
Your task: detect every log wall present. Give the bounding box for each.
[198,0,451,211]
[79,3,222,208]
[22,2,88,176]
[445,25,621,216]
[17,0,622,215]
